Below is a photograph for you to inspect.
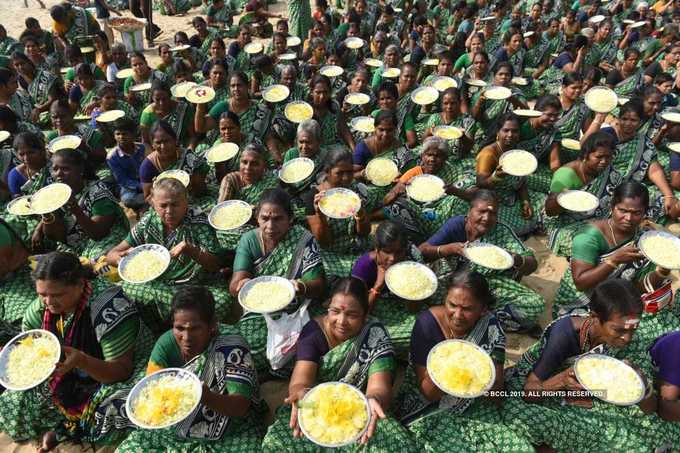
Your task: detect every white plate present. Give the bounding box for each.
[278,52,297,60]
[511,77,528,86]
[561,138,581,150]
[484,86,512,100]
[406,174,446,203]
[284,101,313,123]
[118,244,171,284]
[73,114,90,122]
[170,44,190,52]
[170,81,197,98]
[480,15,496,22]
[298,382,370,448]
[30,183,72,215]
[618,97,630,106]
[286,36,302,47]
[6,196,33,216]
[431,76,458,91]
[319,65,344,78]
[209,200,253,230]
[155,169,190,187]
[185,86,215,104]
[584,86,618,113]
[205,142,239,163]
[411,86,439,105]
[422,58,439,66]
[262,84,290,103]
[513,109,542,117]
[130,82,152,92]
[126,368,202,429]
[344,92,370,105]
[0,329,60,391]
[318,188,362,219]
[344,37,365,49]
[115,68,134,79]
[49,134,82,153]
[661,111,680,123]
[498,149,538,176]
[557,190,599,213]
[427,339,496,398]
[350,116,375,133]
[590,14,605,23]
[638,230,680,270]
[433,125,463,140]
[80,46,95,54]
[243,42,264,54]
[279,157,315,183]
[365,157,398,186]
[96,110,125,123]
[384,261,437,301]
[667,142,680,153]
[364,58,383,68]
[238,275,296,313]
[382,67,401,78]
[574,354,645,406]
[0,130,9,144]
[463,242,514,270]
[630,20,646,29]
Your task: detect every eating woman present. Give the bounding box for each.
[397,270,534,453]
[0,252,153,450]
[230,188,326,376]
[262,277,418,452]
[117,286,266,452]
[106,178,228,332]
[504,279,662,452]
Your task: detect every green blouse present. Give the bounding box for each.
[571,225,610,266]
[549,167,584,193]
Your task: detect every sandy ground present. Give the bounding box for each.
[0,2,644,451]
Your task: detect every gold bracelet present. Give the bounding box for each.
[436,246,442,258]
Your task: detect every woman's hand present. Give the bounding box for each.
[30,108,41,123]
[610,244,644,265]
[235,277,251,293]
[31,225,44,251]
[663,195,677,215]
[313,190,326,215]
[285,388,308,438]
[169,240,195,259]
[55,346,85,376]
[291,279,307,297]
[521,199,533,219]
[360,397,386,445]
[560,367,583,391]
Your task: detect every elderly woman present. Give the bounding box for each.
[552,182,680,354]
[139,80,195,148]
[0,252,152,450]
[139,120,209,204]
[123,52,168,109]
[282,119,329,200]
[230,188,325,375]
[503,279,662,451]
[197,71,276,160]
[422,87,474,167]
[11,51,61,125]
[0,67,34,123]
[269,65,310,150]
[351,221,430,355]
[36,149,128,261]
[106,178,228,331]
[419,189,544,332]
[216,143,278,249]
[262,277,418,451]
[475,112,541,236]
[396,270,534,452]
[352,110,416,211]
[370,45,401,90]
[117,286,266,452]
[383,136,471,242]
[304,149,370,278]
[545,131,615,257]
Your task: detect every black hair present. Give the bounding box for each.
[330,277,369,314]
[209,37,226,49]
[192,16,207,26]
[535,94,561,112]
[157,43,171,55]
[129,51,147,62]
[25,17,40,28]
[50,3,69,22]
[259,188,294,218]
[0,68,15,85]
[375,80,399,99]
[589,279,643,321]
[52,148,96,180]
[472,50,490,63]
[96,83,117,98]
[219,110,241,127]
[32,251,96,285]
[65,45,83,60]
[171,286,216,324]
[374,109,397,128]
[113,117,138,135]
[580,130,615,160]
[0,105,18,126]
[150,120,178,141]
[253,54,273,68]
[150,79,171,97]
[642,85,662,99]
[323,148,352,172]
[173,58,193,75]
[482,111,520,147]
[571,34,589,51]
[582,65,602,83]
[13,131,44,152]
[654,72,674,85]
[75,62,94,78]
[623,47,641,60]
[375,220,407,249]
[441,87,460,102]
[562,72,583,87]
[619,98,644,119]
[611,181,649,209]
[494,61,514,76]
[448,269,496,309]
[229,70,249,86]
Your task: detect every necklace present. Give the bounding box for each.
[607,219,621,245]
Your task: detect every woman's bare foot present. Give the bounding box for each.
[37,431,58,453]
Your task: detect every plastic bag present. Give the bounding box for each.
[264,301,310,370]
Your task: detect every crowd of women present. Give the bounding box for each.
[0,0,679,450]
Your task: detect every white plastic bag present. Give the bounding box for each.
[264,301,310,370]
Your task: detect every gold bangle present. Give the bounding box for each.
[436,246,442,258]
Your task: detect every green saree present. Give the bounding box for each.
[262,319,419,452]
[358,144,417,212]
[0,282,153,445]
[8,90,33,123]
[517,121,560,193]
[117,328,266,452]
